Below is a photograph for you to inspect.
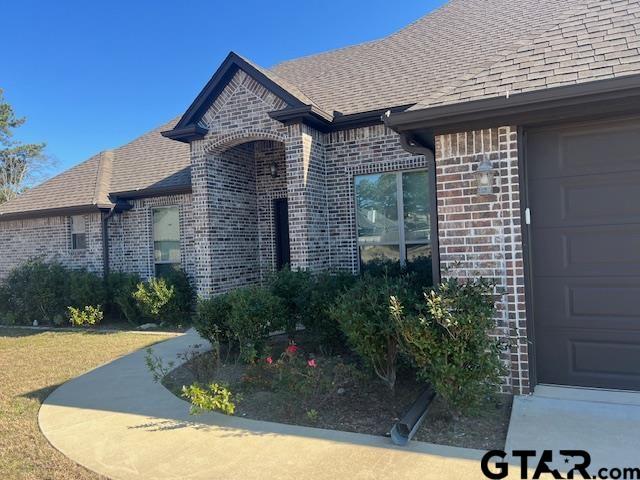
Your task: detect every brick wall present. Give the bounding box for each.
[256,141,287,278]
[0,213,103,280]
[189,69,290,296]
[285,123,330,271]
[0,194,196,283]
[324,124,429,273]
[107,193,195,281]
[434,126,528,394]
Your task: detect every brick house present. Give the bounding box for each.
[2,0,640,394]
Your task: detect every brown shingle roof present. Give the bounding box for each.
[270,0,589,114]
[0,117,189,217]
[4,0,640,218]
[414,0,640,108]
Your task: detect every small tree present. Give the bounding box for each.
[0,88,50,204]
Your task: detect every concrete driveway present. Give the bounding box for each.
[38,330,487,480]
[506,385,640,475]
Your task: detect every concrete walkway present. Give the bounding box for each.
[39,329,486,480]
[506,385,640,473]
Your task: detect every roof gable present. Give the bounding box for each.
[162,52,327,142]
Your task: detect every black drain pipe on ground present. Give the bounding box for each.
[390,386,436,446]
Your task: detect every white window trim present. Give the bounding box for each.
[354,168,430,266]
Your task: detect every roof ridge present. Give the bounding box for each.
[92,150,114,207]
[417,0,594,108]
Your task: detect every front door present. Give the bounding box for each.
[527,117,640,390]
[274,198,290,270]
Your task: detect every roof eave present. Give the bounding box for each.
[109,184,192,200]
[0,204,104,222]
[161,125,208,143]
[385,74,640,145]
[269,103,414,133]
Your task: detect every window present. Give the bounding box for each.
[152,207,181,277]
[355,170,431,267]
[70,215,87,250]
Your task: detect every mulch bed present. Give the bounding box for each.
[162,334,512,451]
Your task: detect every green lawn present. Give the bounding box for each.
[0,328,172,480]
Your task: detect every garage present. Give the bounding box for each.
[527,117,640,390]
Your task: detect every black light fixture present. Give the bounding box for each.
[474,155,496,195]
[270,161,279,178]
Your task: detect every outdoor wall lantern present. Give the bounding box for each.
[270,161,279,178]
[474,155,496,195]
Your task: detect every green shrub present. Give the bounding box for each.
[330,274,415,390]
[181,382,236,415]
[361,255,434,295]
[268,267,312,338]
[68,269,107,309]
[68,305,104,327]
[303,270,356,352]
[133,270,194,326]
[158,268,195,325]
[194,295,232,349]
[106,272,144,325]
[0,259,105,326]
[391,278,505,415]
[226,286,286,363]
[134,277,174,318]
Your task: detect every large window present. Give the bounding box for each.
[152,207,181,277]
[70,215,87,250]
[355,170,431,267]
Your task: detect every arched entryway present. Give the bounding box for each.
[199,132,289,294]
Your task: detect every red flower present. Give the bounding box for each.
[265,356,273,365]
[285,345,299,354]
[307,359,317,368]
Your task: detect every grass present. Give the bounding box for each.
[0,327,172,480]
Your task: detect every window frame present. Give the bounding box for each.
[70,215,87,251]
[151,206,182,275]
[354,168,432,267]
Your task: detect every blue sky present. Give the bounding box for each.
[4,0,446,178]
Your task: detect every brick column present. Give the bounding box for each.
[189,142,216,297]
[435,127,529,394]
[285,123,330,271]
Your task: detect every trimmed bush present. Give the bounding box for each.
[194,295,232,347]
[68,305,104,327]
[181,382,236,415]
[267,267,312,338]
[0,259,106,325]
[391,278,505,415]
[159,268,195,325]
[303,270,356,352]
[106,272,144,325]
[226,286,286,363]
[133,269,195,326]
[330,274,416,390]
[361,255,433,295]
[68,269,107,310]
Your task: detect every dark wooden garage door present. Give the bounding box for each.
[527,118,640,390]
